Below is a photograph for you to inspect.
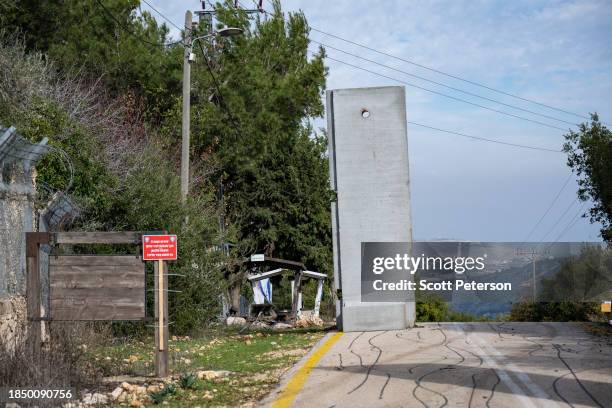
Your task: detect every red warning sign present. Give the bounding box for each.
[142,235,177,261]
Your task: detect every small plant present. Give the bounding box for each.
[149,383,177,404]
[179,373,198,390]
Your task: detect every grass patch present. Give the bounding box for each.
[88,328,326,406]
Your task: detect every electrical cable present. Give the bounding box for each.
[196,41,244,140]
[538,199,580,242]
[261,0,603,124]
[521,172,574,244]
[407,121,563,153]
[140,0,183,32]
[548,202,587,245]
[307,28,598,123]
[313,40,578,127]
[318,52,569,132]
[94,0,183,47]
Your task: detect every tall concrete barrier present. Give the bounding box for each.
[326,86,415,331]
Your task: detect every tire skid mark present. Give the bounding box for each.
[468,372,478,408]
[379,373,391,400]
[474,324,535,408]
[336,352,344,371]
[412,326,450,408]
[456,326,498,408]
[553,343,604,408]
[411,325,476,408]
[525,336,546,356]
[412,372,449,408]
[524,322,560,356]
[451,323,484,408]
[552,371,575,408]
[485,368,501,408]
[396,327,445,346]
[347,331,387,395]
[408,356,449,374]
[488,322,513,340]
[348,331,365,369]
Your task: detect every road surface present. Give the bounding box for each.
[265,322,612,408]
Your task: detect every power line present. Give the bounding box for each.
[263,0,607,125]
[196,41,243,140]
[549,202,587,244]
[260,0,593,122]
[407,121,562,153]
[94,0,182,47]
[140,0,183,32]
[521,172,574,244]
[539,199,579,242]
[131,1,573,151]
[134,2,245,140]
[307,27,596,123]
[313,40,578,127]
[319,52,569,132]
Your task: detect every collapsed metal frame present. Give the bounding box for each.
[245,255,326,319]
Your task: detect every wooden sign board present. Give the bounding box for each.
[49,255,145,321]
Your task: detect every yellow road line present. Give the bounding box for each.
[272,332,343,408]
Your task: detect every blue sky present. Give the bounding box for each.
[140,0,612,242]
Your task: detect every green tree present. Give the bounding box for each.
[564,114,612,242]
[1,0,182,117]
[1,34,225,333]
[183,2,332,309]
[539,245,612,303]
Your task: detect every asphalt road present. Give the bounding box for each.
[267,322,612,408]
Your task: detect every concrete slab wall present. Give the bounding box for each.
[326,86,415,331]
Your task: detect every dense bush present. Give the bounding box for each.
[509,301,603,322]
[416,294,489,322]
[0,35,226,333]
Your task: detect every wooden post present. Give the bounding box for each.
[25,232,50,356]
[154,260,168,377]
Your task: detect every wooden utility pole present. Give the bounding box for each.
[181,10,193,202]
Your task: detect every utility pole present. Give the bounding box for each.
[180,10,193,203]
[181,2,259,203]
[515,247,550,302]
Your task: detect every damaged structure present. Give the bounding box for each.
[244,254,326,324]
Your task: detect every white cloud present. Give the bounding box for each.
[140,0,611,241]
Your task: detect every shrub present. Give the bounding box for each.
[0,321,109,407]
[509,301,602,321]
[149,383,177,404]
[179,373,197,390]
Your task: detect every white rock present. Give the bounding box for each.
[226,316,246,326]
[273,322,292,330]
[196,370,232,380]
[111,386,123,400]
[82,392,108,405]
[251,321,269,329]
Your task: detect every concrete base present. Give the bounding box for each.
[338,301,415,332]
